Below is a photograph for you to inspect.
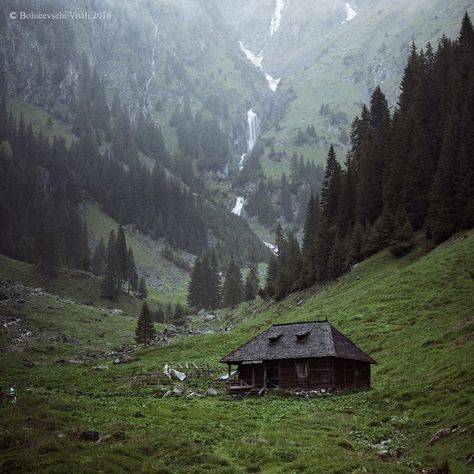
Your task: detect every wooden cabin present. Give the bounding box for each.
[220,321,376,397]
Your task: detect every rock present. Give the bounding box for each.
[207,388,218,396]
[110,309,125,315]
[467,453,474,464]
[428,425,459,447]
[172,388,183,396]
[187,391,203,398]
[205,314,216,321]
[162,390,173,398]
[90,365,109,371]
[113,355,133,365]
[79,431,99,441]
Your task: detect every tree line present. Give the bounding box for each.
[187,251,259,310]
[264,14,474,300]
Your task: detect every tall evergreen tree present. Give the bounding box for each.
[135,301,155,347]
[221,257,243,308]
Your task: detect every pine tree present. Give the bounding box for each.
[321,145,342,220]
[459,12,474,50]
[33,221,59,275]
[154,307,165,323]
[279,173,293,222]
[221,257,243,308]
[173,303,186,326]
[244,251,259,301]
[207,250,221,310]
[127,247,138,294]
[135,301,155,347]
[101,230,120,299]
[91,237,106,276]
[263,253,278,298]
[137,277,148,300]
[116,224,128,288]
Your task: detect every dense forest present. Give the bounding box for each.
[0,49,268,272]
[264,14,474,300]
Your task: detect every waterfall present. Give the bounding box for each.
[239,108,260,170]
[247,108,260,152]
[143,22,158,115]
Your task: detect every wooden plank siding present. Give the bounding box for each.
[236,357,371,391]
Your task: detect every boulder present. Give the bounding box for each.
[207,388,218,396]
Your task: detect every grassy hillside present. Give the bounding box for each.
[0,231,473,472]
[83,202,189,307]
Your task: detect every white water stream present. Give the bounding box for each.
[143,22,158,115]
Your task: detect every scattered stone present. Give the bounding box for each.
[162,390,173,398]
[187,391,203,398]
[96,435,112,444]
[90,365,109,371]
[295,299,304,307]
[205,314,216,322]
[113,354,133,365]
[207,388,218,396]
[467,453,474,464]
[110,309,125,316]
[172,388,183,396]
[428,425,459,447]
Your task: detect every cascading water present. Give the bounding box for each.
[238,108,260,170]
[247,108,260,152]
[143,22,158,115]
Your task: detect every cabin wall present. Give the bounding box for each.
[237,358,371,391]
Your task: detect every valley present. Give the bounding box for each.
[1,1,473,472]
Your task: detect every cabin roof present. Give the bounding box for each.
[220,321,376,364]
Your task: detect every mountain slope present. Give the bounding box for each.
[1,231,473,472]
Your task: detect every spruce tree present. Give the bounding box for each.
[127,247,138,294]
[116,224,128,288]
[102,230,119,299]
[33,221,58,275]
[137,277,148,300]
[321,145,342,220]
[173,303,186,326]
[91,237,106,276]
[221,257,243,308]
[244,252,259,301]
[135,301,155,347]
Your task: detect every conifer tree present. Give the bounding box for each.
[116,224,128,288]
[33,221,59,275]
[127,247,138,294]
[173,303,186,326]
[221,257,243,308]
[91,237,106,276]
[137,277,148,300]
[244,252,259,301]
[320,145,342,220]
[101,230,119,299]
[135,301,155,347]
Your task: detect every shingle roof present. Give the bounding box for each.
[220,321,376,364]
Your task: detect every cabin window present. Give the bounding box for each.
[295,361,308,379]
[268,333,282,344]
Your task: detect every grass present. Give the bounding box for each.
[1,231,473,472]
[6,98,74,144]
[83,202,189,303]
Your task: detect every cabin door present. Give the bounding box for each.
[266,363,279,388]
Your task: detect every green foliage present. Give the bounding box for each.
[135,300,156,346]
